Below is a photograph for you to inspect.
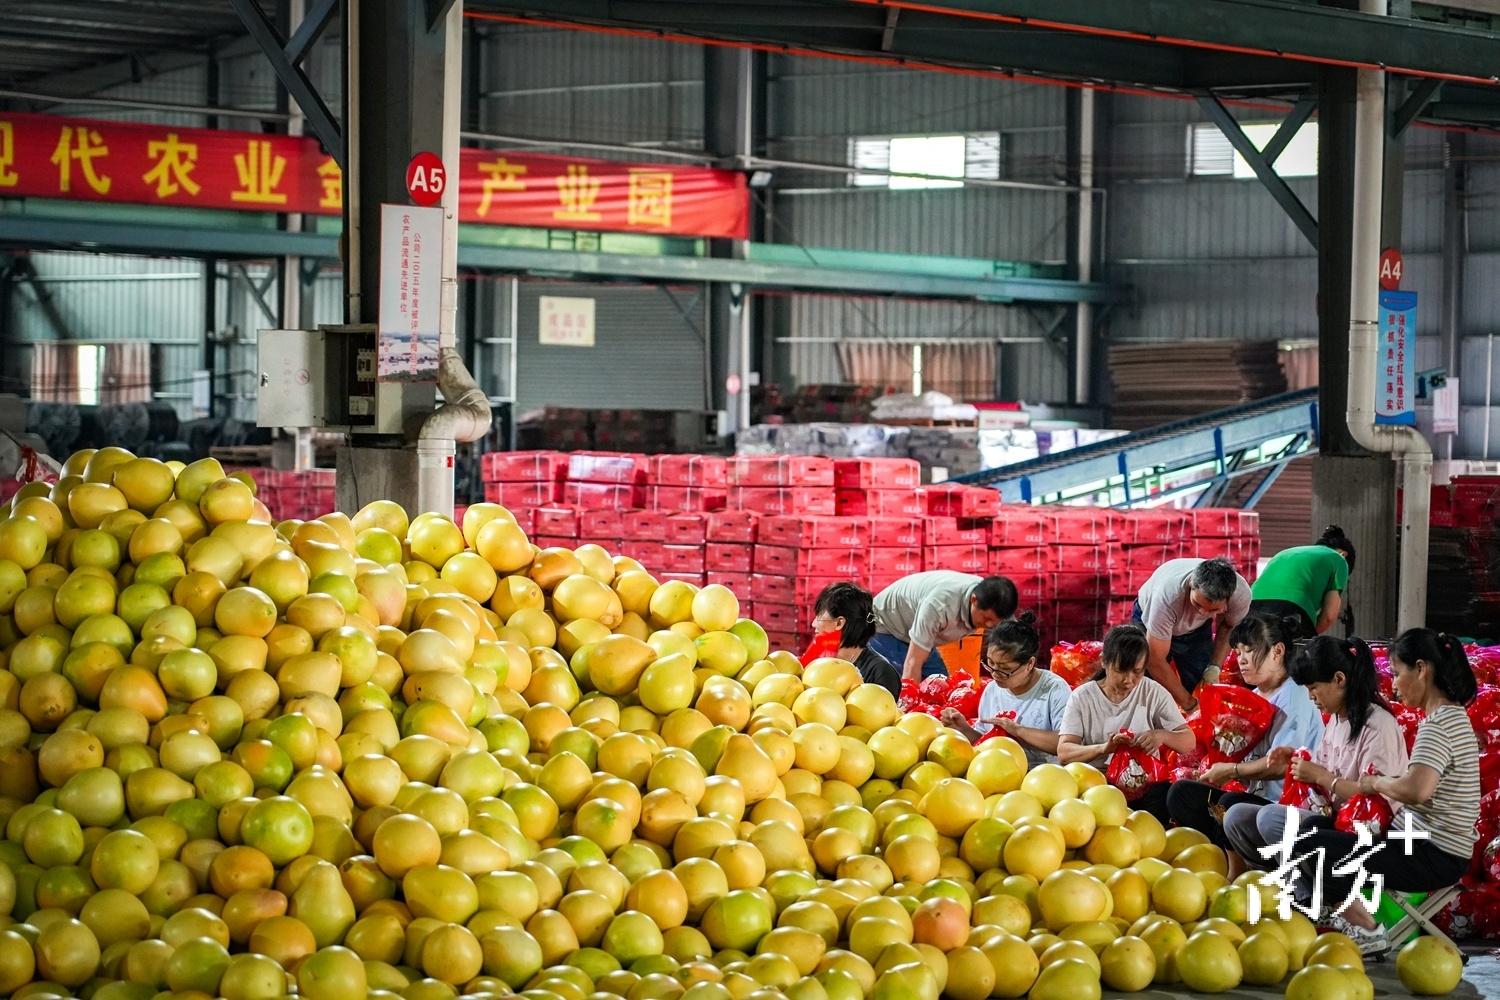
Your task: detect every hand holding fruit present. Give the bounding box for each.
[1201,761,1238,786]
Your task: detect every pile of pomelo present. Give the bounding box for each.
[0,447,1463,999]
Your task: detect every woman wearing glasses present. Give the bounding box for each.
[810,582,902,698]
[940,611,1070,768]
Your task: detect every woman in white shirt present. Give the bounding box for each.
[1166,612,1325,856]
[1057,623,1196,822]
[941,610,1071,768]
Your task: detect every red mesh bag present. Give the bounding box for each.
[1278,747,1323,809]
[1106,731,1169,802]
[1334,766,1394,835]
[800,630,841,667]
[1470,645,1500,688]
[1189,684,1277,763]
[1482,749,1500,796]
[1050,641,1102,689]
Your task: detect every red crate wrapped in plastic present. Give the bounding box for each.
[663,513,706,545]
[564,482,641,510]
[757,601,810,635]
[755,545,865,578]
[1107,733,1170,801]
[1192,538,1234,560]
[759,515,867,549]
[834,457,921,490]
[644,485,726,512]
[990,547,1046,576]
[625,540,663,568]
[727,486,834,516]
[1189,684,1277,763]
[484,480,561,507]
[568,452,648,485]
[481,450,567,482]
[650,454,726,488]
[533,535,579,550]
[991,509,1051,547]
[533,505,578,537]
[922,544,987,574]
[752,573,843,606]
[727,455,834,488]
[869,547,922,578]
[659,545,705,574]
[1050,641,1102,688]
[706,510,759,543]
[580,509,625,539]
[923,518,989,547]
[868,517,923,548]
[706,543,753,574]
[620,510,668,541]
[1052,572,1108,600]
[923,484,1001,519]
[1114,510,1179,546]
[1119,544,1171,572]
[1047,508,1110,545]
[836,489,925,518]
[1192,508,1237,538]
[1047,544,1110,574]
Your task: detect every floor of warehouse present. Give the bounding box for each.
[1091,944,1499,998]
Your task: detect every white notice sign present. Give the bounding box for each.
[539,296,596,347]
[378,203,443,382]
[1434,378,1459,435]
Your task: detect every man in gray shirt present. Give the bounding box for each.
[871,571,1019,681]
[1132,556,1251,710]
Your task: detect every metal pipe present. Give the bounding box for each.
[0,88,295,122]
[460,129,718,162]
[418,1,493,518]
[1073,87,1096,404]
[1346,0,1433,632]
[746,155,1084,194]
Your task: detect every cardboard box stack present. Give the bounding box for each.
[476,447,1265,655]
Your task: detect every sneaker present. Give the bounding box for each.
[1319,912,1391,958]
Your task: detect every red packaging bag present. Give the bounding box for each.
[800,629,841,666]
[1335,765,1395,835]
[1278,748,1326,809]
[946,675,982,720]
[834,457,921,490]
[1190,684,1277,763]
[1392,703,1426,753]
[1049,641,1102,688]
[1468,685,1500,750]
[1106,732,1170,801]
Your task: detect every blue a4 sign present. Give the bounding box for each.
[1376,289,1418,427]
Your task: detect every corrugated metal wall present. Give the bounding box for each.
[766,61,1073,401]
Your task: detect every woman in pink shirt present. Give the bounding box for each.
[1222,635,1407,871]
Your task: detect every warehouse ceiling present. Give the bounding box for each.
[0,0,267,90]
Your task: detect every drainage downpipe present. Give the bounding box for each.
[417,0,492,517]
[1345,0,1432,632]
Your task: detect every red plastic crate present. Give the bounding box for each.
[868,572,905,595]
[755,601,813,634]
[1112,510,1177,546]
[616,540,659,568]
[533,535,578,550]
[650,454,727,489]
[706,543,754,574]
[484,481,560,507]
[1047,508,1110,545]
[1047,544,1110,574]
[754,545,865,578]
[868,517,923,549]
[644,485,726,512]
[727,487,836,517]
[620,510,668,542]
[659,545,706,574]
[568,452,648,485]
[1007,571,1048,605]
[1237,511,1261,538]
[660,572,706,587]
[1111,565,1156,595]
[1192,508,1237,539]
[564,482,642,510]
[533,505,579,537]
[482,451,567,482]
[834,457,921,490]
[1052,571,1109,600]
[764,631,806,655]
[1192,538,1235,560]
[990,547,1047,576]
[836,488,925,518]
[923,484,1001,519]
[663,514,706,545]
[869,547,922,577]
[1118,544,1170,572]
[922,543,987,574]
[923,518,989,547]
[990,509,1052,547]
[752,573,844,606]
[706,510,759,544]
[507,507,537,535]
[580,509,626,539]
[758,515,868,549]
[727,455,835,488]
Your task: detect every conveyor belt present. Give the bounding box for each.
[953,388,1319,506]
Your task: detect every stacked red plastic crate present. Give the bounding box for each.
[1107,508,1185,627]
[481,451,566,508]
[725,456,836,516]
[752,515,868,653]
[564,453,648,511]
[706,510,761,634]
[838,458,923,594]
[646,455,726,513]
[234,467,335,521]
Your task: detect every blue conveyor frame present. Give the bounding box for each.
[952,388,1320,508]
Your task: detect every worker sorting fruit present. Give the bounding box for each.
[1132,556,1252,711]
[869,570,1018,681]
[1248,525,1357,639]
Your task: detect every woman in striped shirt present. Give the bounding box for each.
[1271,628,1479,955]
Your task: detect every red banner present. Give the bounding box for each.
[0,112,748,240]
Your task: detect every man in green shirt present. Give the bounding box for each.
[1250,528,1356,638]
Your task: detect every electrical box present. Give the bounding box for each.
[258,325,435,436]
